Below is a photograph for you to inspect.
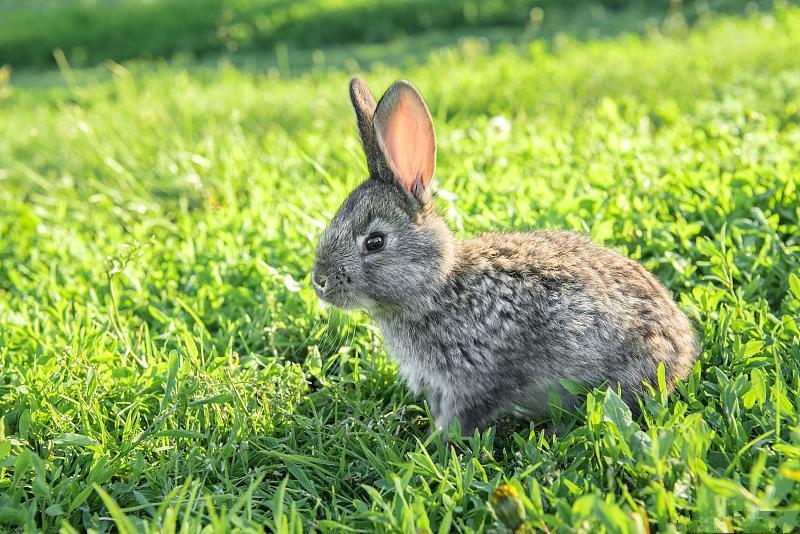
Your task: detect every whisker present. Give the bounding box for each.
[327,310,350,377]
[286,312,323,360]
[318,308,342,355]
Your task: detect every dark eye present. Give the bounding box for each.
[364,233,385,252]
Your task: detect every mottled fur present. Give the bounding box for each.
[313,77,698,435]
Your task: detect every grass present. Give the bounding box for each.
[1,2,800,532]
[0,0,771,68]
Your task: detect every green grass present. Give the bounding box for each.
[2,3,800,532]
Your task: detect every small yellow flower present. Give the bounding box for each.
[490,484,526,530]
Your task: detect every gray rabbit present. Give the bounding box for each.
[312,76,698,437]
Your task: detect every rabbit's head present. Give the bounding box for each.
[312,77,455,312]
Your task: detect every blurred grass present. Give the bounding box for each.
[1,1,800,532]
[0,0,777,68]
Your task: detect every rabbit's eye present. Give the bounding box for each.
[364,233,385,252]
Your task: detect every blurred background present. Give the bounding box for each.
[0,0,777,75]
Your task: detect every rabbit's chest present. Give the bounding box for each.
[391,345,457,398]
[377,319,483,396]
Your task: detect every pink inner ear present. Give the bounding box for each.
[377,89,435,192]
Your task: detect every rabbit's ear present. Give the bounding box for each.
[373,80,436,195]
[349,76,382,177]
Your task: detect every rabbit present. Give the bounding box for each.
[312,76,698,437]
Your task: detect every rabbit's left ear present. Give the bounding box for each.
[349,76,382,177]
[373,80,436,194]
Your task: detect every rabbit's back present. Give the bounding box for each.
[459,230,697,384]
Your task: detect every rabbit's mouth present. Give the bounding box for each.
[311,262,363,309]
[312,273,356,310]
[316,288,362,310]
[312,275,371,310]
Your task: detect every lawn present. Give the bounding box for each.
[1,1,800,532]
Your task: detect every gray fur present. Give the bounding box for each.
[349,77,382,178]
[313,77,699,436]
